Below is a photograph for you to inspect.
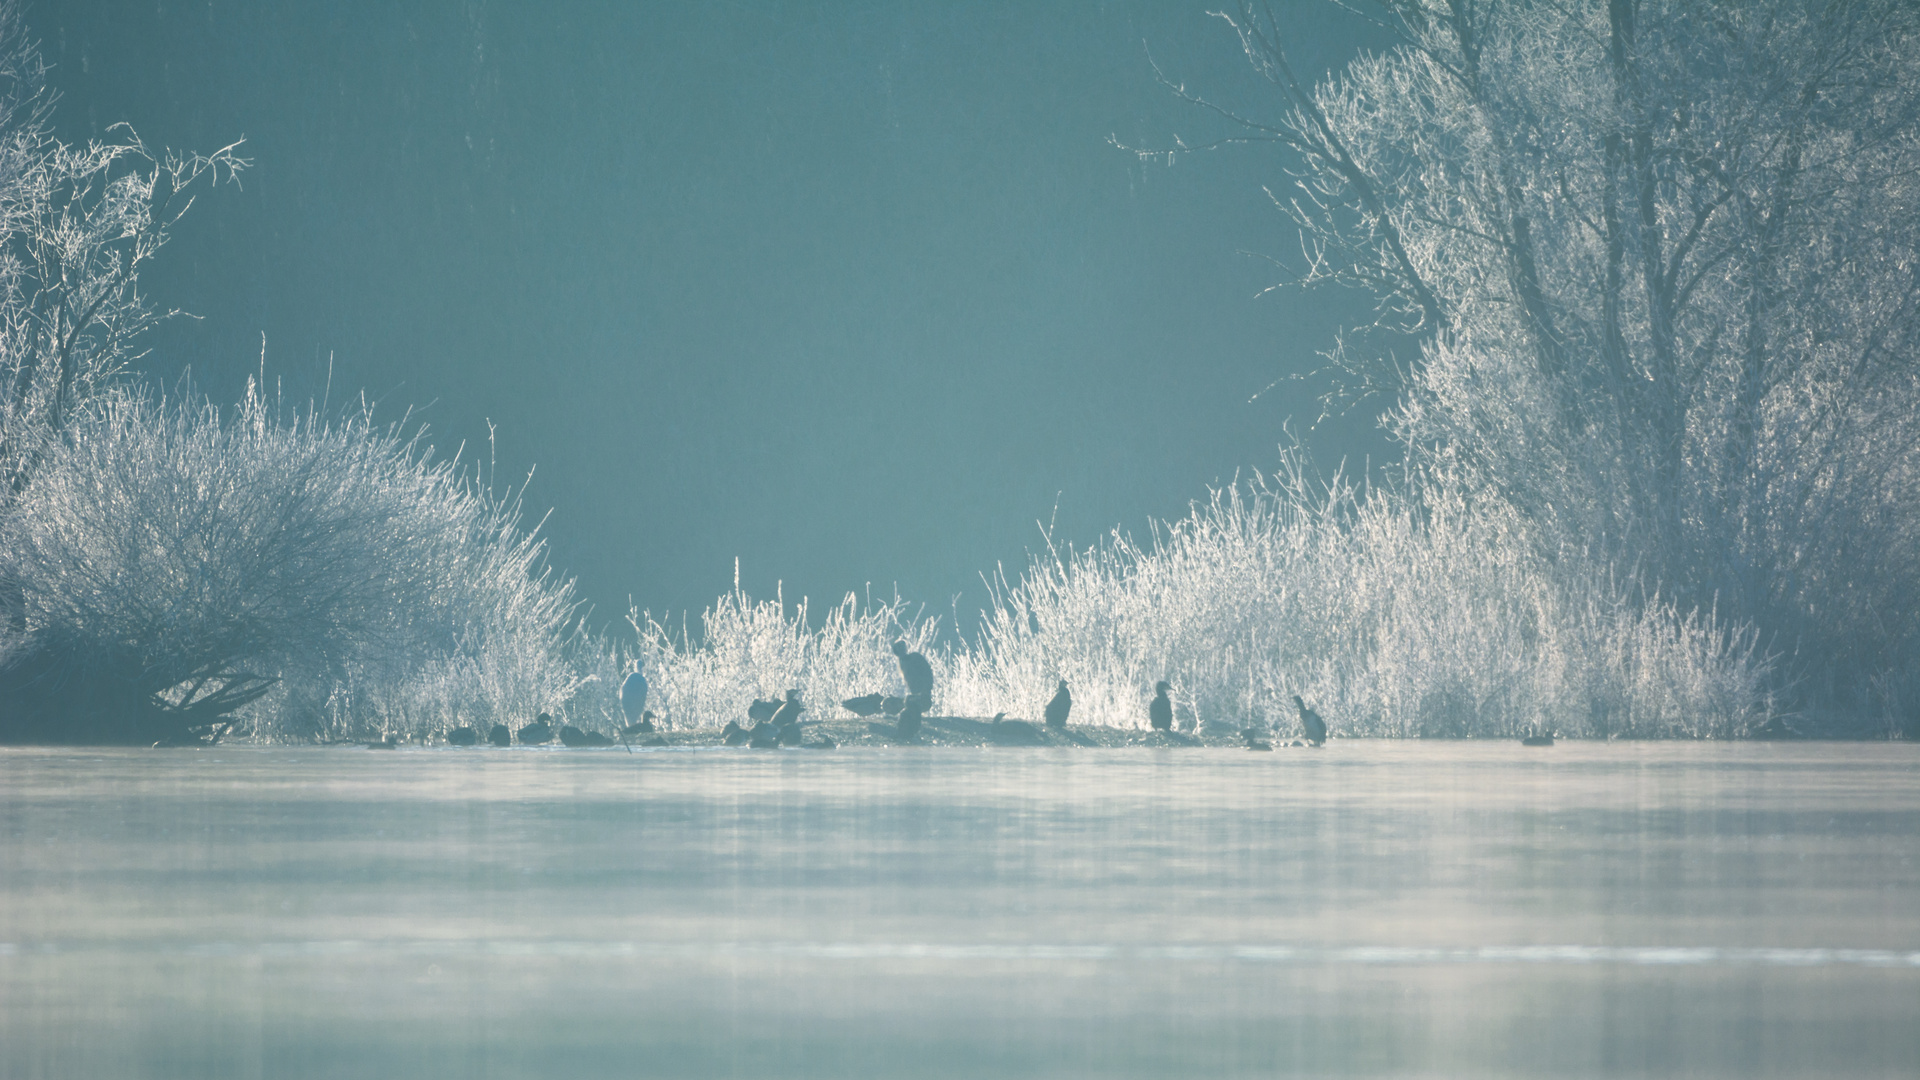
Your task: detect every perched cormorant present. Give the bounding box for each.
[560,725,614,747]
[842,693,886,717]
[1149,682,1173,731]
[897,695,928,740]
[619,658,649,731]
[518,713,555,745]
[1242,728,1273,751]
[771,689,804,729]
[487,723,512,747]
[447,726,479,746]
[721,720,748,746]
[747,697,782,724]
[892,641,934,699]
[1044,680,1071,728]
[1292,695,1326,746]
[622,710,657,736]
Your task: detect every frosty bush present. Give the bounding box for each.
[0,382,586,743]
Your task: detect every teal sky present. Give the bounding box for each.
[42,0,1389,635]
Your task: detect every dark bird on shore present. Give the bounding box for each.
[1243,728,1273,751]
[619,658,649,731]
[842,693,886,717]
[722,721,748,746]
[882,695,906,717]
[1044,680,1071,728]
[518,714,554,745]
[748,697,781,724]
[748,722,782,749]
[487,724,511,747]
[1521,732,1555,747]
[447,726,479,746]
[560,725,614,748]
[1292,695,1326,747]
[892,640,935,699]
[771,689,804,729]
[622,710,657,737]
[1149,682,1173,731]
[898,695,928,740]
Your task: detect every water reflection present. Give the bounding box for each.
[3,743,1916,1077]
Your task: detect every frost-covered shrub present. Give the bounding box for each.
[0,382,584,743]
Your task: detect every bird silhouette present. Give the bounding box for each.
[771,689,804,729]
[619,658,649,731]
[487,724,512,747]
[1149,682,1173,731]
[898,695,929,740]
[722,720,748,746]
[1044,680,1071,728]
[447,726,479,746]
[559,725,613,747]
[747,697,782,723]
[518,713,554,745]
[842,693,885,717]
[1521,731,1555,747]
[881,695,906,717]
[1292,695,1326,746]
[622,710,657,736]
[748,722,781,749]
[1242,728,1273,751]
[892,640,934,699]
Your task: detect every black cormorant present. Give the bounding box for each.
[1149,682,1173,731]
[560,725,614,747]
[1242,728,1273,751]
[487,724,511,747]
[622,710,657,736]
[1044,680,1071,728]
[722,721,748,746]
[892,641,935,699]
[771,689,803,729]
[1292,695,1326,746]
[748,722,781,749]
[747,697,781,724]
[447,726,479,746]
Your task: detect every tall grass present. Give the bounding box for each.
[620,459,1778,739]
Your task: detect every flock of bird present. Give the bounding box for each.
[427,643,1556,750]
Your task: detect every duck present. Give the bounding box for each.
[747,722,782,749]
[747,697,782,724]
[722,720,748,746]
[559,725,614,748]
[487,724,512,747]
[1149,682,1173,731]
[841,693,886,717]
[446,726,479,746]
[1242,728,1273,751]
[518,714,555,745]
[1044,680,1071,728]
[1521,731,1555,747]
[622,710,658,737]
[1292,695,1326,747]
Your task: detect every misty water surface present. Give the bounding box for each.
[3,743,1916,1078]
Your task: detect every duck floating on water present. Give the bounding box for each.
[518,714,554,745]
[446,726,479,746]
[487,724,512,747]
[1242,728,1272,751]
[559,725,614,747]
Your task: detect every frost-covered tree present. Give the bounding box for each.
[1155,0,1920,725]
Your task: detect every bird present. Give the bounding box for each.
[892,640,934,700]
[1242,728,1272,751]
[1044,680,1071,728]
[991,712,1006,723]
[722,721,748,746]
[619,658,649,731]
[897,695,928,740]
[621,710,657,737]
[881,695,906,717]
[748,722,782,749]
[1149,682,1173,731]
[1521,731,1555,747]
[487,724,512,747]
[560,725,613,748]
[771,689,803,729]
[518,714,554,745]
[842,693,886,717]
[1292,695,1326,746]
[747,697,782,724]
[447,726,479,746]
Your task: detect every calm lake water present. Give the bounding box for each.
[2,742,1917,1079]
